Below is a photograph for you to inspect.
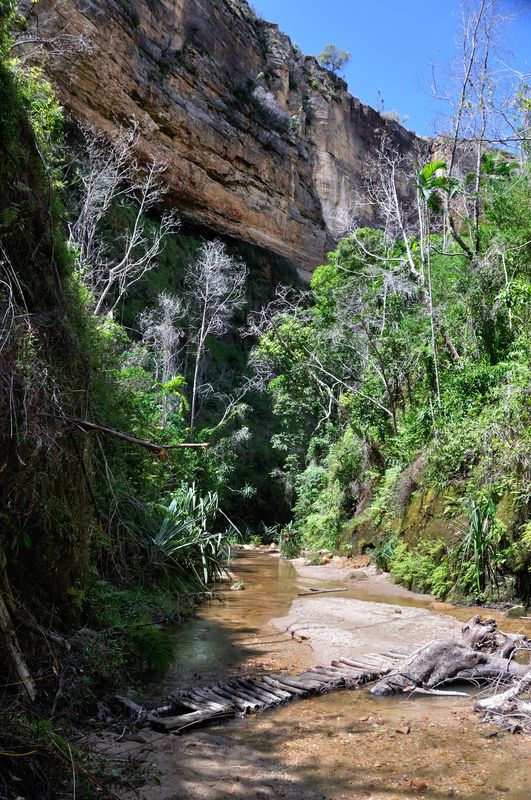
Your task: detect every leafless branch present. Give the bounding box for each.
[183,240,248,436]
[68,125,180,317]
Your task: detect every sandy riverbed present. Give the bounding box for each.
[271,556,463,663]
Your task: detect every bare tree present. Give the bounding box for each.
[432,0,528,254]
[69,126,179,317]
[245,285,308,340]
[440,0,522,162]
[138,293,184,424]
[247,284,403,434]
[329,266,419,430]
[359,140,460,367]
[11,0,92,66]
[184,240,248,437]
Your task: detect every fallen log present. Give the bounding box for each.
[9,607,70,652]
[273,674,324,691]
[113,694,146,720]
[0,581,36,702]
[239,680,284,705]
[262,675,298,700]
[265,675,313,694]
[309,665,359,683]
[187,687,232,709]
[338,656,390,674]
[208,684,258,710]
[149,707,224,732]
[185,691,225,712]
[297,588,347,596]
[226,681,266,708]
[138,617,529,736]
[331,660,364,676]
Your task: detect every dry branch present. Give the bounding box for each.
[9,607,70,652]
[62,416,209,452]
[475,670,531,712]
[0,592,36,701]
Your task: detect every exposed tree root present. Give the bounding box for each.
[370,615,531,732]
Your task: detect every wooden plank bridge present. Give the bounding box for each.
[145,646,414,733]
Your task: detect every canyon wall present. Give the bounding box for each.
[24,0,423,279]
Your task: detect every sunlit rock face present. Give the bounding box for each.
[24,0,422,279]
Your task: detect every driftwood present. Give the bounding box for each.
[474,668,531,732]
[141,651,393,732]
[371,615,530,699]
[297,588,347,596]
[113,694,147,722]
[475,671,531,712]
[121,616,530,736]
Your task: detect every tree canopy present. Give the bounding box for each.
[317,43,351,73]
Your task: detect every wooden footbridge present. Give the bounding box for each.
[144,647,414,733]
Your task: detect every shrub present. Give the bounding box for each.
[146,483,236,587]
[279,521,302,558]
[372,531,399,570]
[389,539,450,596]
[446,495,510,600]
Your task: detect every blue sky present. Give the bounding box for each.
[253,0,531,136]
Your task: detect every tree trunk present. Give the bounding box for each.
[0,564,36,701]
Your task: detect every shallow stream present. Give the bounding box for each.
[143,550,439,699]
[137,550,530,800]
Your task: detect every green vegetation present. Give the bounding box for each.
[1,2,530,795]
[1,10,280,792]
[0,5,250,695]
[317,43,351,73]
[254,147,531,603]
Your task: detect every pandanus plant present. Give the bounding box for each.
[450,496,499,598]
[147,483,238,587]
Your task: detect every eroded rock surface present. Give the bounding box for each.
[24,0,422,278]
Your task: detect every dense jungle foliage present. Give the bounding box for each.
[259,149,531,603]
[0,4,298,791]
[0,0,292,714]
[1,0,530,674]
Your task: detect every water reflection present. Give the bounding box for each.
[140,551,312,700]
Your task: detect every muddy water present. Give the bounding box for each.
[228,690,531,799]
[140,550,530,800]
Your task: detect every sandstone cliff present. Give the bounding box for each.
[24,0,422,279]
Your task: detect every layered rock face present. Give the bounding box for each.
[25,0,422,279]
